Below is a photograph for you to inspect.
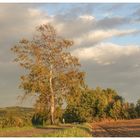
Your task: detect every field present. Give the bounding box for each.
[92,119,140,137]
[0,106,92,137]
[0,119,140,137]
[1,107,140,137]
[0,124,93,137]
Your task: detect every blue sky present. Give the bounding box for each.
[0,3,140,107]
[39,3,140,44]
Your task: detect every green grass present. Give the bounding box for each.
[34,123,93,137]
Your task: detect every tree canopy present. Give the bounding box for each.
[11,24,85,124]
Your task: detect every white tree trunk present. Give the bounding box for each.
[49,65,55,124]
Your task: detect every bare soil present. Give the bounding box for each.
[92,119,140,137]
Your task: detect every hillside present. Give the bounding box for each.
[0,106,34,128]
[0,106,34,116]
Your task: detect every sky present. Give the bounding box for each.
[0,3,140,107]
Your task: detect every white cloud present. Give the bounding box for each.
[28,8,42,17]
[79,15,95,21]
[72,42,140,65]
[74,29,139,46]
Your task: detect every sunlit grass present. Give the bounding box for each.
[34,123,93,137]
[0,123,93,137]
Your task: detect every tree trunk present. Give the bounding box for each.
[50,94,55,125]
[49,65,55,125]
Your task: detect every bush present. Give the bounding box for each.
[32,113,44,126]
[0,116,25,128]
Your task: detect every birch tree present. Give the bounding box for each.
[11,24,85,124]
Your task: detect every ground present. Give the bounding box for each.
[0,119,140,137]
[0,125,72,137]
[92,119,140,137]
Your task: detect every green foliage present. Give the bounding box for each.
[109,100,122,119]
[128,103,138,119]
[32,113,44,126]
[63,87,95,123]
[136,99,140,117]
[63,105,84,123]
[63,86,139,123]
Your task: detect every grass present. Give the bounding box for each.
[34,123,93,137]
[0,123,93,137]
[0,126,33,132]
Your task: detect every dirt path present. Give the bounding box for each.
[92,119,140,137]
[0,128,53,137]
[0,125,72,137]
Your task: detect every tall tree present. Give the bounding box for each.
[11,24,84,124]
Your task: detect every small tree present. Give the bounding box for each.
[136,99,140,117]
[109,100,122,120]
[128,103,138,119]
[63,87,95,123]
[11,24,84,124]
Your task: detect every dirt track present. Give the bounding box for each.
[92,119,140,137]
[1,119,140,137]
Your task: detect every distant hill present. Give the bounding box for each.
[0,106,34,117]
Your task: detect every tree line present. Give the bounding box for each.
[64,87,140,123]
[11,23,140,125]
